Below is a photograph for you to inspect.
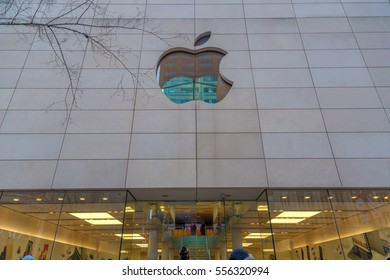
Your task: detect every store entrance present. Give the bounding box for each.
[123,200,265,260]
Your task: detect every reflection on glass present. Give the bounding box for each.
[157,48,233,104]
[328,190,390,260]
[51,191,126,260]
[0,191,64,260]
[1,190,390,260]
[266,190,343,260]
[256,191,275,260]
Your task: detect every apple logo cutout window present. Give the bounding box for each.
[156,32,233,104]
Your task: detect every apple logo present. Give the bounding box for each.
[156,31,233,104]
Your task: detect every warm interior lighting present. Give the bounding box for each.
[35,198,42,202]
[79,197,86,201]
[268,218,306,224]
[263,249,274,252]
[257,205,268,211]
[102,197,108,201]
[281,196,288,200]
[244,233,272,239]
[385,196,389,200]
[69,212,122,225]
[373,196,379,199]
[304,196,311,200]
[115,234,145,240]
[276,211,321,218]
[58,197,64,201]
[242,243,253,247]
[69,212,115,219]
[351,196,357,199]
[13,198,19,202]
[328,196,333,199]
[267,211,321,224]
[136,244,148,248]
[84,219,122,225]
[125,206,135,213]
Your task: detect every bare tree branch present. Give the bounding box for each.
[0,0,186,121]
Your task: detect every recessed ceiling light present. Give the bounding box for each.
[242,243,253,247]
[304,196,310,200]
[136,244,148,248]
[36,198,42,202]
[102,197,108,201]
[351,196,357,199]
[263,249,274,252]
[257,205,268,211]
[268,218,306,224]
[69,212,115,219]
[373,196,379,199]
[276,211,321,218]
[115,234,145,240]
[244,233,272,239]
[125,206,135,213]
[79,197,86,201]
[58,197,64,201]
[13,198,19,202]
[281,196,288,200]
[384,196,389,200]
[84,219,122,225]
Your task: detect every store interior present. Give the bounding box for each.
[0,189,389,260]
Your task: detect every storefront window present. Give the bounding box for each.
[266,190,343,260]
[0,191,64,260]
[51,191,126,260]
[1,189,389,260]
[328,189,390,260]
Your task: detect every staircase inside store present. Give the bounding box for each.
[182,236,210,260]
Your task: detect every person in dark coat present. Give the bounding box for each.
[179,246,189,260]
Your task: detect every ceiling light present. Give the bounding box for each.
[281,196,288,200]
[304,196,310,200]
[268,218,306,224]
[227,249,232,252]
[102,197,108,201]
[276,211,321,218]
[125,206,135,213]
[351,196,357,199]
[244,233,272,239]
[79,197,85,201]
[257,205,268,211]
[13,198,19,202]
[115,234,145,240]
[120,250,129,254]
[328,196,333,199]
[263,249,274,252]
[136,244,148,248]
[36,198,42,202]
[69,212,115,219]
[242,243,253,247]
[373,196,379,199]
[58,197,64,201]
[84,219,122,225]
[384,196,389,200]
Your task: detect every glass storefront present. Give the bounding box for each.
[0,189,389,260]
